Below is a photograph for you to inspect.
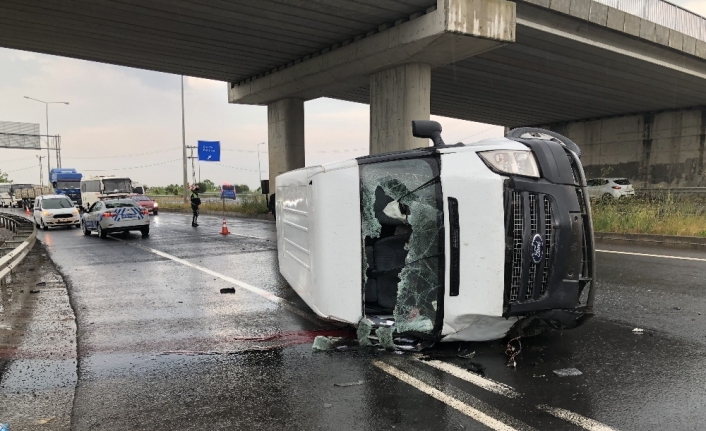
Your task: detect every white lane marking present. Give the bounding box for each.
[597,249,706,262]
[373,361,519,431]
[110,238,322,326]
[537,405,618,431]
[418,358,521,398]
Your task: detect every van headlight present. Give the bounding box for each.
[478,150,540,178]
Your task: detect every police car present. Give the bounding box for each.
[81,198,150,238]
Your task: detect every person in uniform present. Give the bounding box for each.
[190,185,201,227]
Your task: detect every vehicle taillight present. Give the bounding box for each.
[104,212,115,218]
[143,209,149,215]
[612,186,621,189]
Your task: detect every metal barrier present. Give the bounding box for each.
[0,212,37,285]
[595,0,706,42]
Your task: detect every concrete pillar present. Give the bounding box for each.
[370,63,431,154]
[267,98,305,189]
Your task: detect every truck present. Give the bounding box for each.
[80,175,133,209]
[273,122,595,346]
[8,184,33,208]
[0,184,11,208]
[18,185,54,209]
[132,181,145,195]
[50,168,83,205]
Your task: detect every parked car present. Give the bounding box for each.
[586,178,635,200]
[81,199,150,238]
[33,195,80,230]
[132,195,158,215]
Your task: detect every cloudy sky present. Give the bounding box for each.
[1,0,704,189]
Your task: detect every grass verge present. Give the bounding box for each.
[591,194,706,237]
[150,195,269,215]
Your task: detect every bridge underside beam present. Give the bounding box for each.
[229,0,516,106]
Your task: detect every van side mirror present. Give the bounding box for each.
[412,120,445,147]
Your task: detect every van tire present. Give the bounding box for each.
[140,227,149,237]
[97,225,107,239]
[82,222,91,236]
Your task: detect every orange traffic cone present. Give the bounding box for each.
[220,218,230,235]
[25,207,30,215]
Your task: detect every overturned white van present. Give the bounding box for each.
[274,122,595,343]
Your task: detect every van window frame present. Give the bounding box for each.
[357,152,446,337]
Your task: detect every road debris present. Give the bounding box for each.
[357,317,373,347]
[35,281,46,286]
[505,336,521,367]
[29,290,40,294]
[458,351,476,359]
[323,403,332,408]
[334,380,364,387]
[632,328,644,334]
[312,336,345,351]
[220,287,236,294]
[553,368,583,377]
[375,327,395,350]
[466,362,486,375]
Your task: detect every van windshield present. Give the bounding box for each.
[42,198,73,209]
[360,157,444,335]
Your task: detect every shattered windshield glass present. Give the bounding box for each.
[360,157,444,335]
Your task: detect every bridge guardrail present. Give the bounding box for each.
[595,0,706,42]
[0,212,37,286]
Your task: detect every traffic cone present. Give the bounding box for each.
[220,218,230,235]
[25,207,30,215]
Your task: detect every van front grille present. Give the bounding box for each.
[508,191,554,304]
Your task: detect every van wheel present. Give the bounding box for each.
[140,227,150,237]
[82,222,91,236]
[97,224,107,239]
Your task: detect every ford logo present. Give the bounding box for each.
[531,234,543,264]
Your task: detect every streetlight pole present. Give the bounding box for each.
[37,155,44,187]
[24,96,69,184]
[257,142,265,186]
[181,76,189,203]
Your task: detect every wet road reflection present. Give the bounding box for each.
[25,211,706,430]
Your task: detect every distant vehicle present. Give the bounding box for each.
[33,195,80,230]
[8,184,33,208]
[132,195,158,215]
[132,181,145,195]
[586,178,635,200]
[19,185,54,209]
[0,185,11,208]
[50,168,83,205]
[81,198,150,238]
[80,176,133,209]
[220,184,236,200]
[274,123,595,344]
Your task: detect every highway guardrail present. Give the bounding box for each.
[0,212,37,286]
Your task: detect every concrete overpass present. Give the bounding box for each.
[2,0,705,188]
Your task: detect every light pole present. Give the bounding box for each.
[181,76,189,203]
[257,142,265,186]
[36,155,44,187]
[24,96,69,184]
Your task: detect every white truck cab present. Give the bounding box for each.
[81,176,133,209]
[274,122,595,344]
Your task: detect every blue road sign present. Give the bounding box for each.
[198,141,220,161]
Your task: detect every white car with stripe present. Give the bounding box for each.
[81,198,150,238]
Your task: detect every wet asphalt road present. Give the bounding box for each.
[8,210,706,430]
